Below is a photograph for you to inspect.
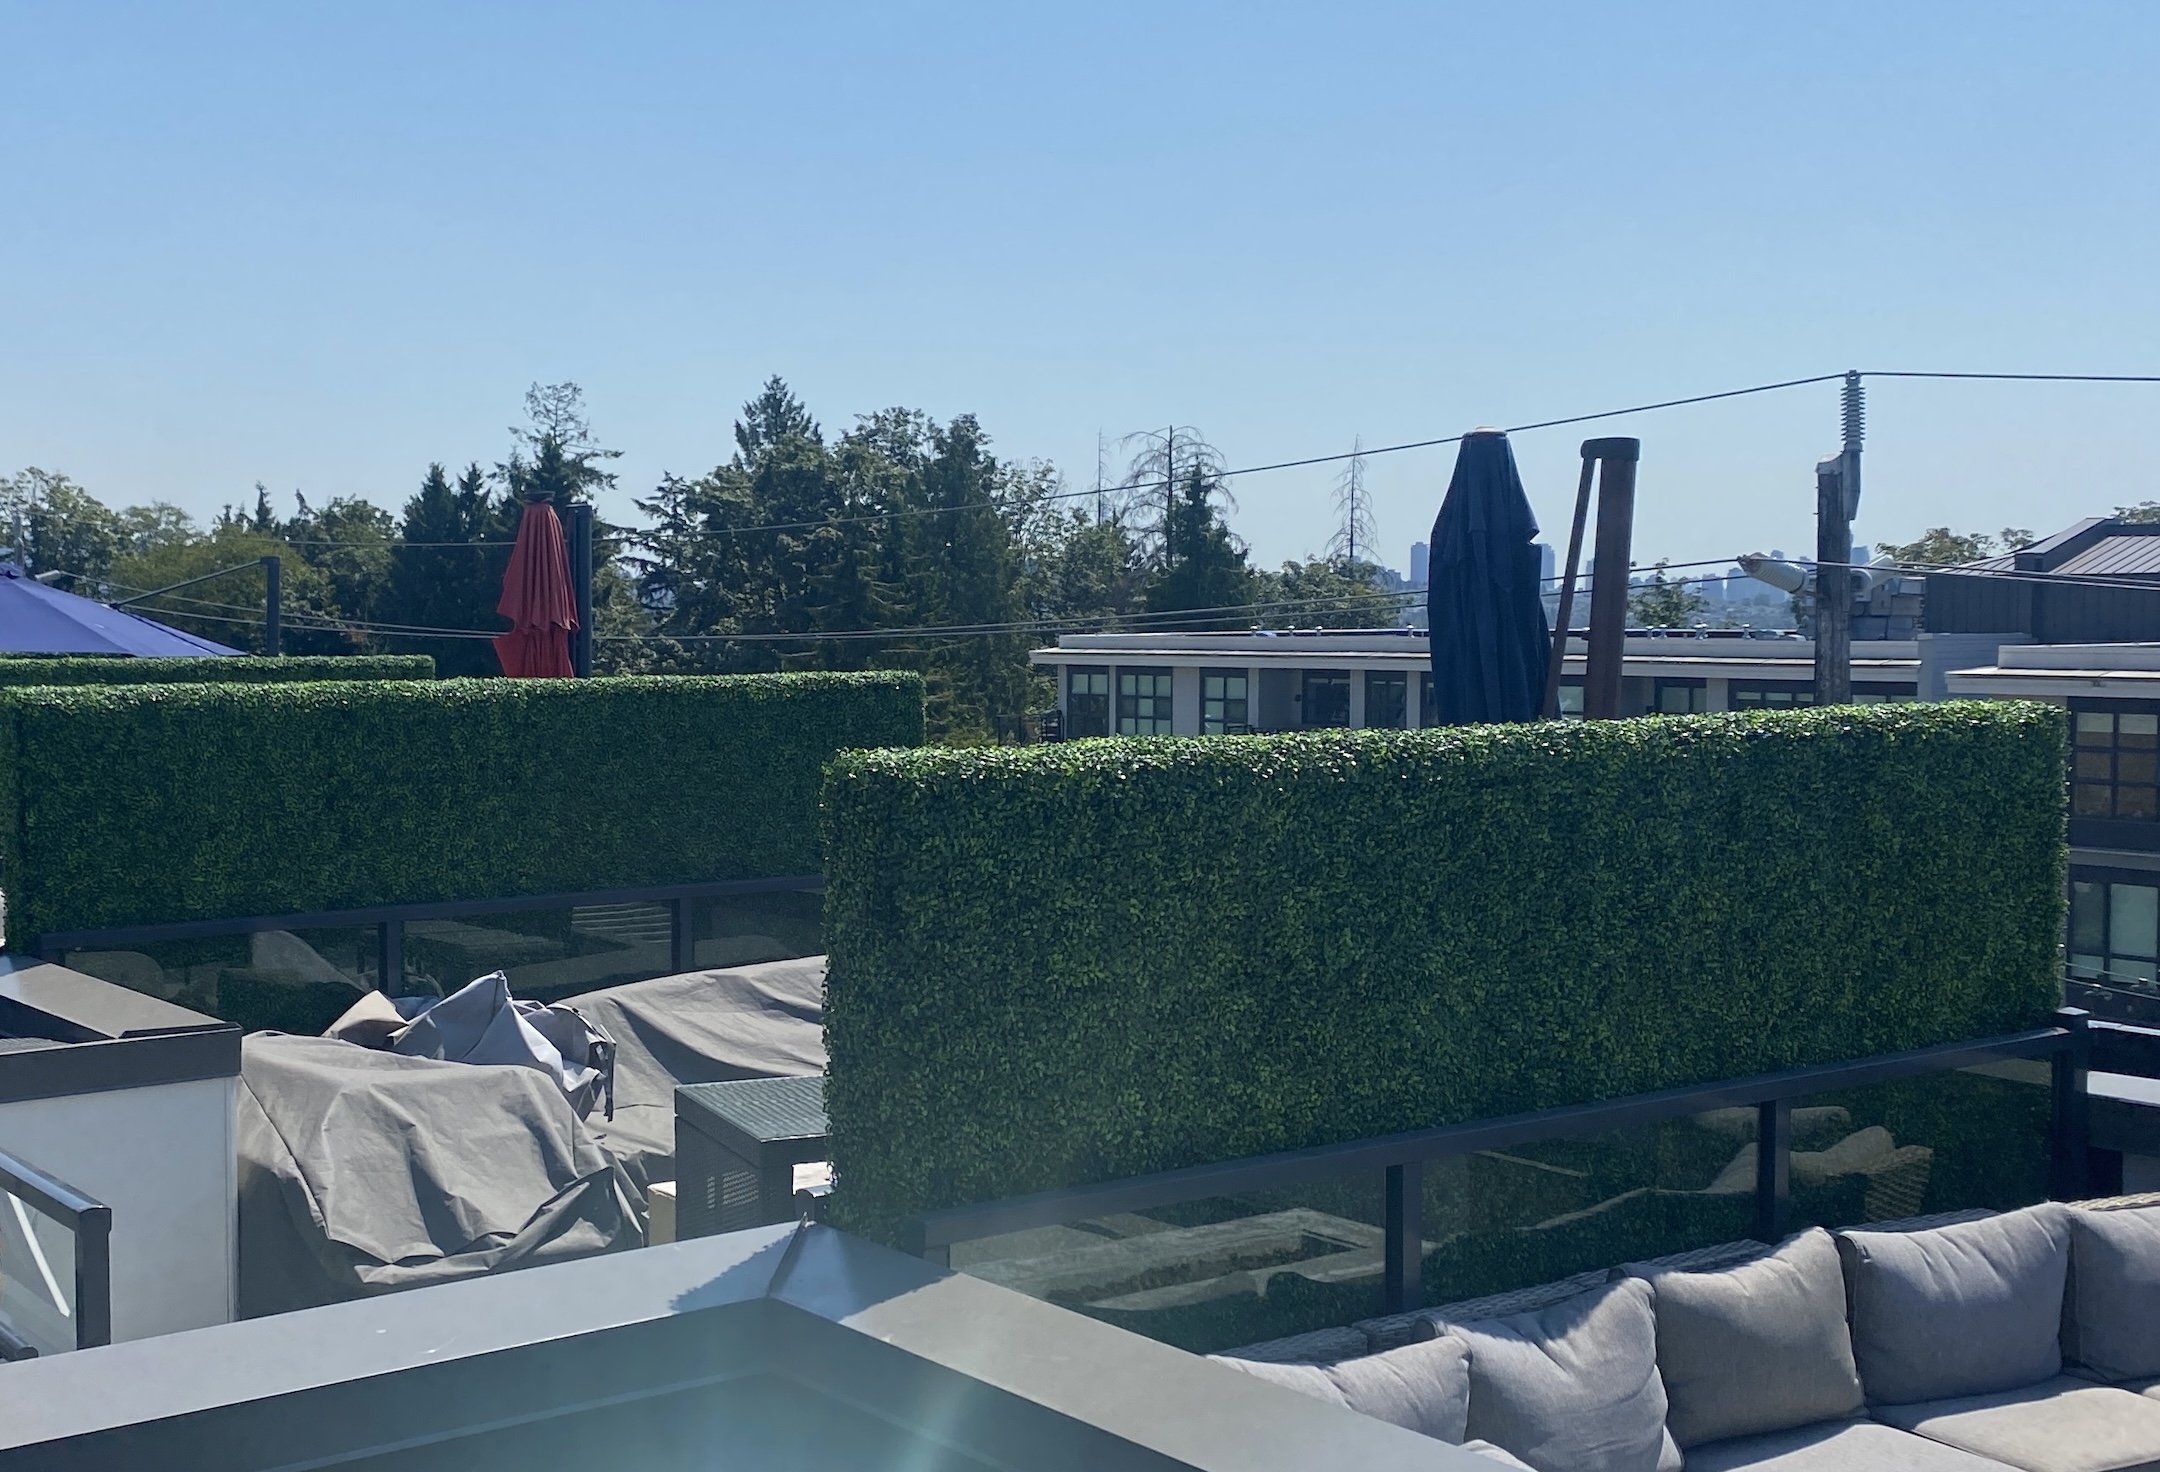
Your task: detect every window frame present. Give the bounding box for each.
[2070,700,2160,824]
[1364,670,1408,730]
[1300,669,1352,729]
[1116,667,1174,736]
[2070,864,2160,989]
[1728,681,1816,710]
[1201,669,1250,735]
[1065,666,1110,739]
[1652,678,1707,715]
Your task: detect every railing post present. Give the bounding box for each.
[1384,1161,1423,1314]
[1754,1099,1792,1244]
[2053,1007,2092,1201]
[671,895,696,975]
[75,1203,111,1350]
[378,918,403,996]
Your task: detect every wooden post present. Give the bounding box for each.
[1813,456,1852,705]
[1542,452,1597,719]
[1581,438,1640,720]
[1814,372,1864,706]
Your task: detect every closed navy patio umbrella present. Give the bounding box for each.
[1426,430,1550,725]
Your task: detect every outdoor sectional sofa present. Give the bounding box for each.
[1213,1194,2160,1472]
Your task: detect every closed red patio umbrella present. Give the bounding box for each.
[493,495,578,678]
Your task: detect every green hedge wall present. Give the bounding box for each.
[0,655,436,686]
[822,701,2067,1244]
[0,672,922,941]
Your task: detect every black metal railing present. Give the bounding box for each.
[0,1146,110,1356]
[914,1008,2100,1316]
[37,874,822,996]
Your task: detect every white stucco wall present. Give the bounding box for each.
[1171,665,1201,736]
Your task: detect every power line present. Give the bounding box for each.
[252,372,1856,549]
[1861,371,2160,384]
[223,367,2160,551]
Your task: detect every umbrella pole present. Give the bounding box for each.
[1541,454,1596,719]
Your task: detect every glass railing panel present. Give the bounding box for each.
[949,1169,1388,1355]
[1419,1117,1754,1312]
[1785,1063,2051,1232]
[0,1183,79,1357]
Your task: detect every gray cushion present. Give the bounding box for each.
[1683,1418,2013,1472]
[1631,1227,1863,1447]
[1838,1203,2071,1405]
[1209,1334,1471,1443]
[1871,1374,2160,1472]
[2068,1205,2160,1383]
[1449,1277,1681,1472]
[1463,1441,1538,1470]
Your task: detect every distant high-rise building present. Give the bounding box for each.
[1537,543,1555,589]
[1409,541,1429,587]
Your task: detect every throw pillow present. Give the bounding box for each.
[1210,1334,1471,1443]
[2065,1203,2160,1382]
[1835,1202,2070,1406]
[1629,1227,1863,1448]
[1450,1277,1682,1472]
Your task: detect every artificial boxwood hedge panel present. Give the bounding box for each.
[2,671,922,941]
[0,655,435,686]
[822,701,2066,1244]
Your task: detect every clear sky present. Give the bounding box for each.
[4,2,2156,575]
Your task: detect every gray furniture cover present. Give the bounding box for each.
[573,956,826,1193]
[238,957,827,1318]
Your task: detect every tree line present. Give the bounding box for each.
[2,380,1400,739]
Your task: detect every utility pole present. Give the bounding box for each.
[260,555,282,657]
[1813,371,1864,705]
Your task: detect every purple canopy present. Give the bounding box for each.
[0,564,241,656]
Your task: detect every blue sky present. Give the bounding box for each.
[3,2,2156,573]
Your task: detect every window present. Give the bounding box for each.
[1729,682,1816,710]
[1301,670,1351,728]
[1365,671,1408,729]
[2071,874,2160,987]
[1654,679,1706,715]
[1202,670,1249,735]
[1556,680,1584,720]
[2072,705,2160,821]
[1066,667,1109,738]
[1117,669,1173,735]
[1419,671,1437,727]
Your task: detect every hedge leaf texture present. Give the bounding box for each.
[822,701,2067,1242]
[0,655,435,687]
[1,671,922,941]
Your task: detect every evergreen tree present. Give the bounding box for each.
[1142,465,1256,622]
[383,462,512,676]
[284,492,395,630]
